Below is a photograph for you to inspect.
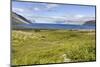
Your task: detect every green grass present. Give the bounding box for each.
[12,30,96,65]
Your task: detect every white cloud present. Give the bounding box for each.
[33,7,40,11]
[13,8,24,12]
[46,4,59,9]
[74,14,85,18]
[28,4,59,12]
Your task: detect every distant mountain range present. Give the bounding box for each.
[12,12,95,30]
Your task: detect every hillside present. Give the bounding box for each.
[12,12,33,25]
[12,30,96,65]
[83,20,96,26]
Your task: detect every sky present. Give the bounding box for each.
[12,1,95,24]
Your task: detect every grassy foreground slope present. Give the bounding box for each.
[12,30,96,65]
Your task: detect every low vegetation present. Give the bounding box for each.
[12,30,96,65]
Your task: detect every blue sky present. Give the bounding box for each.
[12,1,95,24]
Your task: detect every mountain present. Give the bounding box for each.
[83,20,96,26]
[12,12,33,25]
[12,12,95,30]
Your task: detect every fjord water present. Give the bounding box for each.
[14,23,95,30]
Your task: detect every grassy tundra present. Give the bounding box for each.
[12,30,96,65]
